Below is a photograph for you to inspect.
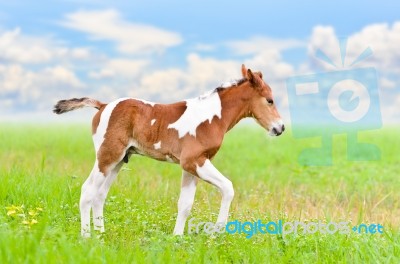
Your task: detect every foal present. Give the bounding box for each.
[54,64,284,237]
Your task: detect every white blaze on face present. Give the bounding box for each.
[151,119,156,126]
[93,97,130,151]
[153,141,161,150]
[168,91,222,138]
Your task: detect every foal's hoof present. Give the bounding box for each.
[81,232,91,238]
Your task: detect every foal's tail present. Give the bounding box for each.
[53,97,105,114]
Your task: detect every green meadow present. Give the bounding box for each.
[0,123,399,263]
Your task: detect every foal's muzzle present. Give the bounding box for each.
[269,121,285,136]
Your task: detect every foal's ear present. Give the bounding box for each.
[247,69,263,88]
[241,64,248,78]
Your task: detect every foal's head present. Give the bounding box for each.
[241,64,285,136]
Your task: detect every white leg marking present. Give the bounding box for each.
[196,159,234,224]
[168,91,222,138]
[92,162,123,233]
[80,162,105,237]
[173,170,198,235]
[153,141,161,150]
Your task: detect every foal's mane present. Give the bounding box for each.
[213,77,247,93]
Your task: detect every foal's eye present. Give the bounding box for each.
[266,99,274,105]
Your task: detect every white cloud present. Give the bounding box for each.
[135,52,292,106]
[379,94,400,123]
[245,50,294,80]
[136,54,239,101]
[89,58,149,79]
[0,17,300,122]
[380,77,396,89]
[348,22,400,71]
[62,9,183,55]
[41,66,84,89]
[0,28,93,64]
[186,53,239,90]
[308,26,339,69]
[306,23,400,124]
[0,28,53,64]
[3,16,399,125]
[0,64,84,108]
[308,22,400,72]
[226,36,305,55]
[138,68,187,100]
[70,48,92,60]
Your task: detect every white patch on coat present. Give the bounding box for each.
[151,119,156,126]
[168,91,222,138]
[92,97,130,151]
[154,141,161,150]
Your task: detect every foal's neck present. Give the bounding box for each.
[217,86,251,132]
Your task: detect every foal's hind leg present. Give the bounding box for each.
[92,162,123,233]
[173,170,198,235]
[80,162,105,237]
[80,141,128,237]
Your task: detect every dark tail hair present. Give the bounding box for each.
[53,97,105,114]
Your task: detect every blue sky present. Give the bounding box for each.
[0,0,399,124]
[2,1,398,38]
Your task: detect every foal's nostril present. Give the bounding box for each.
[282,124,285,132]
[272,127,278,135]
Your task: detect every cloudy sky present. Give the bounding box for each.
[0,0,399,124]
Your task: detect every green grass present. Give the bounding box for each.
[0,123,399,263]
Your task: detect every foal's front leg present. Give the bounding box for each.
[173,170,198,235]
[196,159,234,224]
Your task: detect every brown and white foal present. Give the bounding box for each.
[54,64,284,237]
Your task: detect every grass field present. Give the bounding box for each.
[0,123,399,263]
